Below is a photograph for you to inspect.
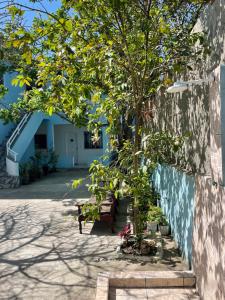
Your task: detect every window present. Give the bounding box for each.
[34,134,47,149]
[84,131,103,149]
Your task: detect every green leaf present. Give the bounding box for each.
[47,106,54,116]
[65,20,73,32]
[91,92,101,103]
[22,52,32,64]
[72,178,83,189]
[11,78,19,86]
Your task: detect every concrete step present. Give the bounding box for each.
[96,271,199,300]
[109,287,200,299]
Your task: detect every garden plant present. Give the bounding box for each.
[0,0,210,235]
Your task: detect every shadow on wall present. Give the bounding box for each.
[197,0,225,72]
[151,0,225,176]
[153,164,195,267]
[192,176,225,300]
[153,83,211,175]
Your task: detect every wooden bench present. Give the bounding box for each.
[76,194,117,234]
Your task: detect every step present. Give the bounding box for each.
[96,271,199,300]
[109,287,199,299]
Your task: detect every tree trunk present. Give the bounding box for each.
[133,100,142,235]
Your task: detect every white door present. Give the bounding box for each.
[65,132,78,167]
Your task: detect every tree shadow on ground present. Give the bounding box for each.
[0,204,116,299]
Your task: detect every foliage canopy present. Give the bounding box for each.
[0,0,209,233]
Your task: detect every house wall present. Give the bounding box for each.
[153,82,211,175]
[8,110,106,169]
[192,175,225,300]
[13,112,47,161]
[190,64,225,300]
[1,72,108,170]
[152,2,225,299]
[153,165,195,266]
[193,2,225,298]
[19,117,76,165]
[0,72,24,144]
[20,138,35,163]
[54,124,106,168]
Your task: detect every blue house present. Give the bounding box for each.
[0,72,108,188]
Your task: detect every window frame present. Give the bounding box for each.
[84,130,103,149]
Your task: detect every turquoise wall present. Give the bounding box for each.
[0,72,24,144]
[153,164,195,266]
[20,138,35,163]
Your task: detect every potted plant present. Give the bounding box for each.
[30,151,45,179]
[147,206,163,232]
[42,163,49,176]
[20,163,30,185]
[159,215,170,236]
[48,149,58,172]
[42,152,49,175]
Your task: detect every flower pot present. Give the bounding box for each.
[147,222,158,232]
[21,174,30,185]
[159,225,170,236]
[42,165,49,176]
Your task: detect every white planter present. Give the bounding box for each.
[147,222,158,232]
[159,225,170,236]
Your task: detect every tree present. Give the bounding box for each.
[0,0,209,234]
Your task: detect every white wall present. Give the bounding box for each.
[6,157,19,176]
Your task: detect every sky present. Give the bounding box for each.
[0,0,62,28]
[18,0,61,26]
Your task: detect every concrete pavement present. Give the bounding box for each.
[0,169,188,300]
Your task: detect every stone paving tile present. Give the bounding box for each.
[0,170,188,300]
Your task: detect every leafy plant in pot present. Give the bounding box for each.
[42,152,49,176]
[20,163,30,185]
[159,215,170,236]
[48,149,58,172]
[30,152,43,179]
[118,224,132,245]
[147,206,163,232]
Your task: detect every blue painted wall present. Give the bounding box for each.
[0,72,24,144]
[153,164,195,265]
[20,138,35,163]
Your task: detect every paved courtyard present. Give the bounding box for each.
[0,170,188,300]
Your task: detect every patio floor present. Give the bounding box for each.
[0,169,188,300]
